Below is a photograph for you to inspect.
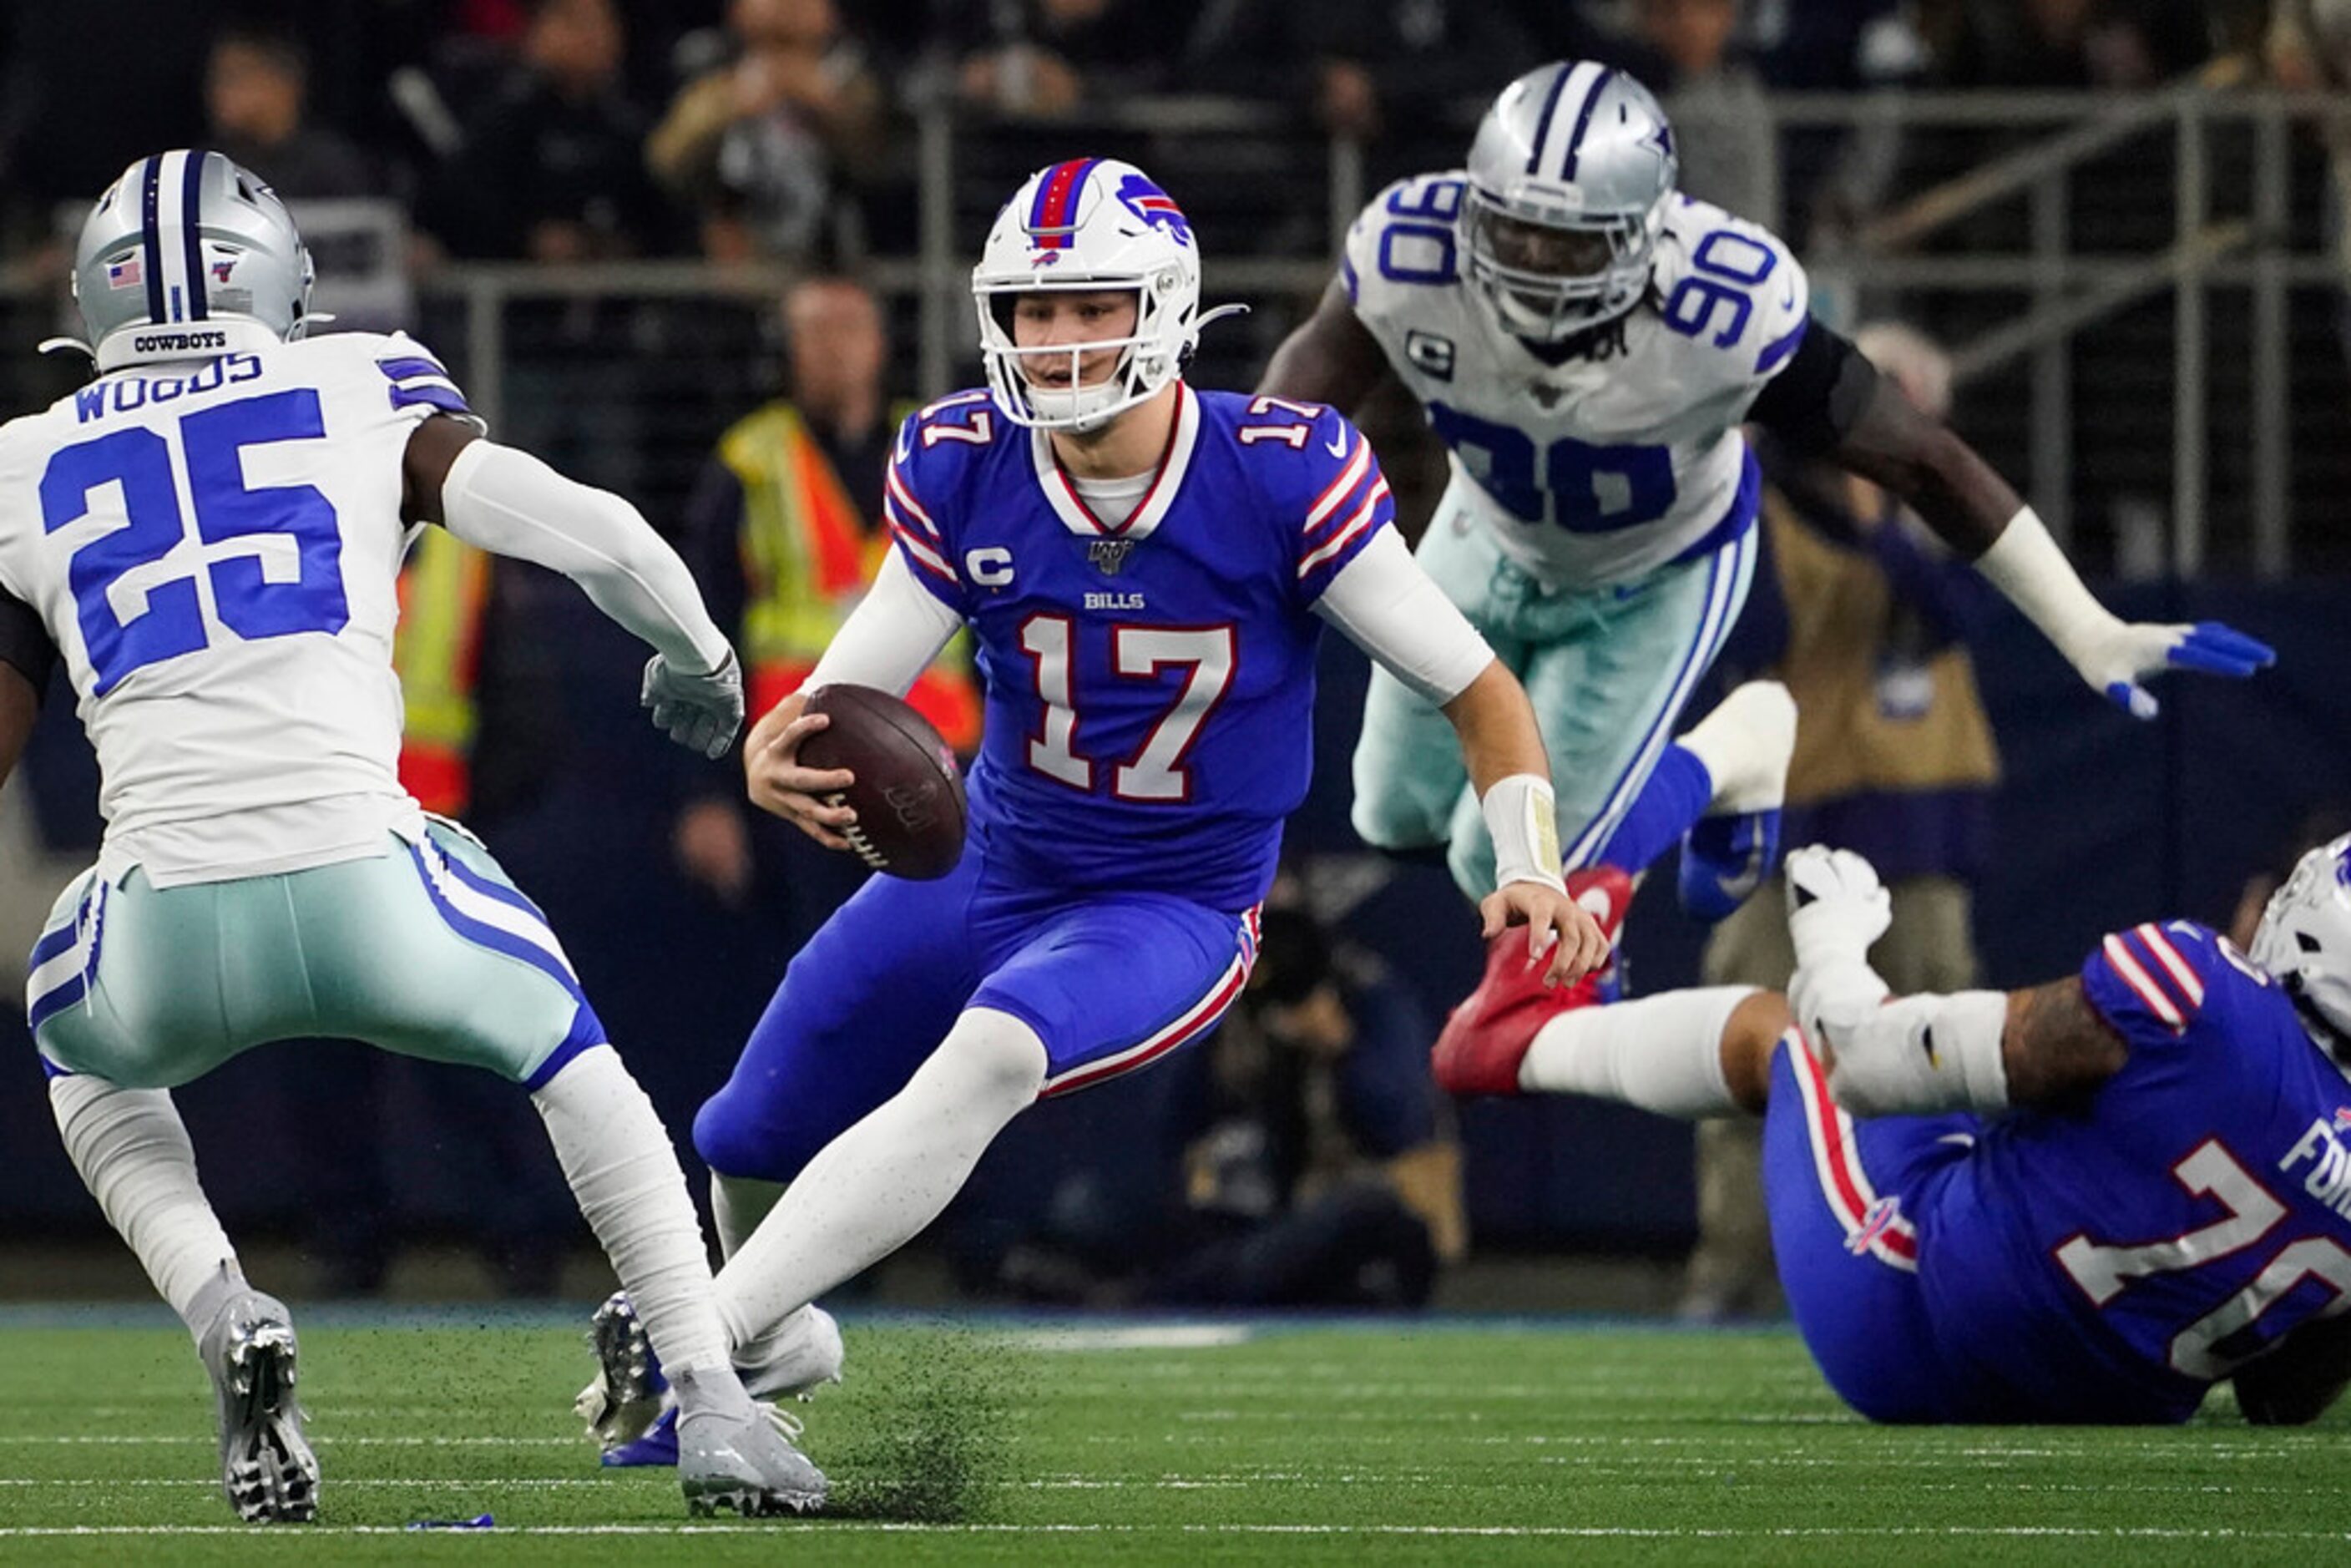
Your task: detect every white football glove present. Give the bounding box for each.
[1784,845,1892,1052]
[2061,620,2276,721]
[641,649,745,760]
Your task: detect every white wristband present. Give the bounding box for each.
[1482,773,1565,893]
[1971,506,2123,668]
[1816,989,2011,1117]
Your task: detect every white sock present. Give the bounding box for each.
[710,1171,816,1385]
[1677,681,1797,815]
[714,1007,1046,1350]
[531,1046,730,1377]
[48,1076,240,1335]
[1520,987,1756,1118]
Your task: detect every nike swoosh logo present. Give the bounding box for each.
[1325,430,1349,458]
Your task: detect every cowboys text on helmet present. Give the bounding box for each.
[69,150,316,372]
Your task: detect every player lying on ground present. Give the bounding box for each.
[1436,842,2351,1424]
[575,156,1606,1466]
[0,152,819,1520]
[1258,62,2272,930]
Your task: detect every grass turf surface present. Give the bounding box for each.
[0,1312,2341,1564]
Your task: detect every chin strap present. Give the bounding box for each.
[1196,302,1250,333]
[38,336,94,360]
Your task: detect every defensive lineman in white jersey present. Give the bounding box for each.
[0,151,822,1521]
[1261,63,2273,987]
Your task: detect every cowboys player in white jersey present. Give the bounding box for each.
[0,151,821,1521]
[1261,63,2273,976]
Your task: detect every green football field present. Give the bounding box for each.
[0,1310,2342,1565]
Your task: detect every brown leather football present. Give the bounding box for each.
[797,685,968,880]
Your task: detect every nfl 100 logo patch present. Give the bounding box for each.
[1087,539,1137,576]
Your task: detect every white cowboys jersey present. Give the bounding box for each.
[1342,177,1808,590]
[0,331,474,887]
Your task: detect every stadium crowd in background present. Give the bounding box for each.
[0,0,2328,1308]
[0,3,2272,273]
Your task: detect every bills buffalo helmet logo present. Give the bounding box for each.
[1115,174,1192,247]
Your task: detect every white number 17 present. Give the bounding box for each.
[1016,616,1236,802]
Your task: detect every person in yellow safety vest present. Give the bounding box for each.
[673,274,981,909]
[393,525,493,817]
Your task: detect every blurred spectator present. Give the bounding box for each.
[1922,0,2216,87]
[645,0,883,264]
[999,903,1463,1310]
[672,277,978,932]
[437,0,672,263]
[1745,0,1924,88]
[2268,3,2351,367]
[1681,322,2002,1320]
[205,24,383,200]
[437,0,670,497]
[943,0,1191,115]
[1288,0,1536,152]
[1618,0,1777,220]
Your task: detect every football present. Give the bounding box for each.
[797,684,968,880]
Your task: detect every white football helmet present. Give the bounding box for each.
[972,158,1227,431]
[1461,62,1678,340]
[2250,833,2351,1070]
[64,149,316,372]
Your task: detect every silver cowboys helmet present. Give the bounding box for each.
[2250,832,2351,1073]
[68,149,315,372]
[973,157,1237,432]
[1461,63,1678,341]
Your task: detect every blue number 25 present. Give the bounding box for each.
[38,389,348,693]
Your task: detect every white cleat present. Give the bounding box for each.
[673,1367,827,1517]
[1680,680,1798,817]
[741,1303,847,1404]
[198,1290,319,1524]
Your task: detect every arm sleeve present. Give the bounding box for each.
[1312,526,1494,705]
[437,438,730,673]
[0,584,55,697]
[805,549,963,697]
[1745,316,1880,457]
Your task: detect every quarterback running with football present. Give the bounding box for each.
[1434,837,2351,1425]
[1259,63,2273,950]
[577,156,1607,1467]
[0,152,818,1520]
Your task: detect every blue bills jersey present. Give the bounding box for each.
[882,383,1394,913]
[1919,922,2351,1421]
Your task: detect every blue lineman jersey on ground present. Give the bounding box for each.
[1920,921,2351,1420]
[882,382,1395,913]
[1777,919,2351,1423]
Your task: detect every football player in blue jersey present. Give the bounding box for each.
[577,157,1610,1464]
[1436,838,2351,1424]
[1259,62,2273,1027]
